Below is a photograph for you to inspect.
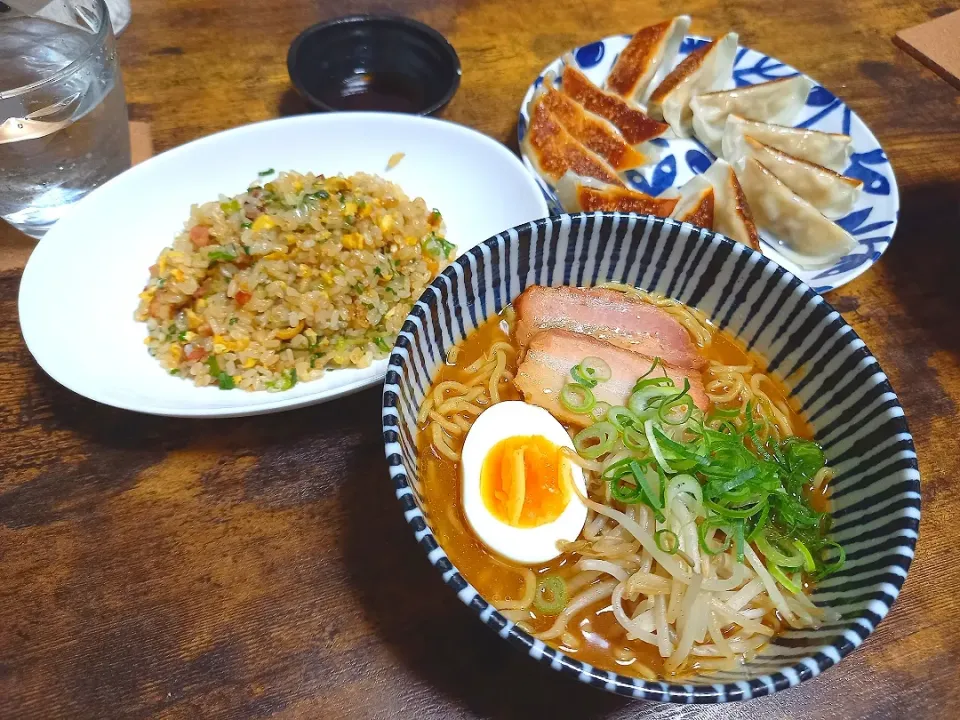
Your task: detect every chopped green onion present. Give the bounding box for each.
[657,379,694,425]
[241,222,252,229]
[656,463,668,510]
[772,493,822,528]
[604,458,663,518]
[698,520,732,555]
[781,437,826,490]
[217,372,235,390]
[666,474,704,512]
[768,562,802,594]
[606,405,639,431]
[220,199,241,215]
[652,426,708,466]
[817,540,846,578]
[754,531,806,567]
[628,386,677,415]
[422,233,456,259]
[655,529,679,554]
[609,474,644,503]
[630,459,665,521]
[533,576,567,615]
[570,364,597,389]
[644,420,675,474]
[258,168,275,176]
[794,539,817,573]
[622,425,649,451]
[634,357,662,384]
[633,375,675,391]
[573,421,618,459]
[374,336,391,352]
[266,368,298,392]
[169,369,180,376]
[565,362,842,579]
[746,502,771,541]
[601,458,635,481]
[228,317,238,325]
[708,407,741,419]
[579,357,611,383]
[589,401,611,422]
[713,419,739,436]
[705,466,759,497]
[704,497,766,520]
[207,248,237,262]
[560,383,595,414]
[733,519,745,562]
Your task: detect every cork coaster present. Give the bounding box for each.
[894,10,960,91]
[0,121,154,270]
[129,121,154,165]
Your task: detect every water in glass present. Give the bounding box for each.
[0,1,131,238]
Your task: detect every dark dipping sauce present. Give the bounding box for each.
[287,16,460,115]
[323,71,426,113]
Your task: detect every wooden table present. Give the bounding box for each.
[2,1,958,717]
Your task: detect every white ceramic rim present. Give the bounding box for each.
[18,112,549,417]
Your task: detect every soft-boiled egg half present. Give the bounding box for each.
[460,401,588,564]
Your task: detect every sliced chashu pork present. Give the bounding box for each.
[514,285,705,370]
[514,329,709,427]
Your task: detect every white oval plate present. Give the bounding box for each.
[19,113,549,417]
[519,35,900,293]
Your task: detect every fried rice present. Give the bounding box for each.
[135,170,454,391]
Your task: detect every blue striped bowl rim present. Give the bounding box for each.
[380,213,919,703]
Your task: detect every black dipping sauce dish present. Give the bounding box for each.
[287,15,461,115]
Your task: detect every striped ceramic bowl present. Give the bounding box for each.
[380,213,919,703]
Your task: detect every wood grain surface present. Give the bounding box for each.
[2,0,959,717]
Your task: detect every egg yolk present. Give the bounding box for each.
[480,435,570,528]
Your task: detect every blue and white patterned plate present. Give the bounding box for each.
[518,35,900,293]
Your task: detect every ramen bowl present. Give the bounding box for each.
[380,213,919,702]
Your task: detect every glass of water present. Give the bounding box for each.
[0,0,131,238]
